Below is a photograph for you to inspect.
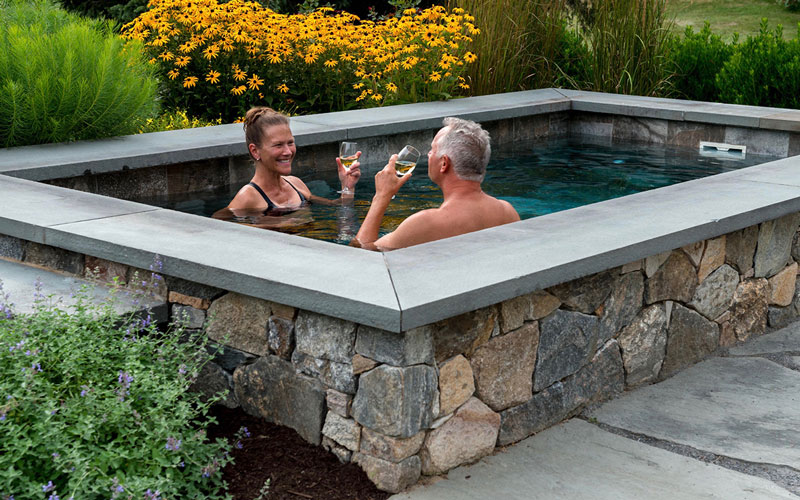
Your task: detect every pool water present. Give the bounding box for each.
[138,137,776,244]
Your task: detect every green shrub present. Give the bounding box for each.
[0,275,232,499]
[716,20,800,108]
[0,0,159,148]
[58,0,151,27]
[669,23,736,102]
[138,110,224,134]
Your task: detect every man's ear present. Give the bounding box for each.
[440,154,451,173]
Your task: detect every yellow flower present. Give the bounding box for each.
[233,67,247,81]
[183,76,198,88]
[429,71,441,82]
[356,90,368,102]
[268,52,282,63]
[371,93,383,101]
[353,82,364,89]
[167,69,180,80]
[205,70,221,84]
[231,85,246,96]
[277,83,289,93]
[158,51,174,61]
[203,45,220,60]
[175,56,191,67]
[464,52,477,63]
[386,82,398,92]
[304,53,319,64]
[248,74,264,90]
[324,59,338,68]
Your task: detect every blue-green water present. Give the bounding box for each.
[140,138,776,244]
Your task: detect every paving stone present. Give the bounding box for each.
[697,236,726,283]
[234,355,326,445]
[645,251,698,304]
[353,453,421,494]
[295,310,357,363]
[419,397,500,476]
[189,361,238,408]
[769,263,798,306]
[617,305,668,388]
[352,364,437,438]
[689,264,739,320]
[356,325,434,367]
[499,341,622,445]
[661,303,719,377]
[428,307,497,362]
[728,278,770,342]
[729,322,800,355]
[322,412,361,451]
[171,304,206,329]
[326,388,353,417]
[530,291,561,320]
[499,294,533,333]
[534,309,599,392]
[755,213,800,278]
[437,355,475,417]
[726,225,758,274]
[548,269,616,314]
[207,292,271,356]
[352,353,378,374]
[599,271,644,342]
[360,427,425,463]
[471,323,539,412]
[268,315,295,359]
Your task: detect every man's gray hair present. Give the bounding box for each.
[437,117,491,182]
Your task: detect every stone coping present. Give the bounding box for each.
[2,90,800,331]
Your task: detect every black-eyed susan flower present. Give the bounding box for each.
[231,85,246,95]
[183,76,198,88]
[277,83,289,93]
[464,52,477,63]
[205,70,221,84]
[247,74,264,90]
[175,56,191,67]
[167,69,180,80]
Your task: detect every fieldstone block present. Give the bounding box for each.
[697,236,726,283]
[352,364,437,438]
[471,323,539,411]
[355,325,433,366]
[617,305,667,388]
[499,294,533,332]
[352,453,421,494]
[360,427,425,463]
[419,397,500,476]
[769,279,800,329]
[682,241,704,267]
[323,412,361,452]
[728,278,770,342]
[326,389,353,417]
[645,251,671,278]
[792,230,800,263]
[726,225,758,274]
[206,342,256,372]
[754,213,800,278]
[428,306,497,362]
[164,276,225,302]
[645,251,697,304]
[171,304,206,329]
[599,271,644,341]
[689,264,739,320]
[769,263,798,306]
[548,269,616,314]
[437,355,475,417]
[189,361,238,408]
[534,310,599,392]
[322,436,352,463]
[207,292,271,356]
[499,341,622,445]
[661,303,719,377]
[295,310,356,363]
[127,265,168,300]
[352,354,378,374]
[531,291,561,319]
[85,256,129,285]
[23,242,84,275]
[621,259,642,274]
[268,315,295,359]
[0,235,24,261]
[292,350,356,394]
[169,291,210,310]
[234,355,326,445]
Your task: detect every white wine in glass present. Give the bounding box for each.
[339,142,358,171]
[395,145,420,177]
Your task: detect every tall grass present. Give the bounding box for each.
[449,0,577,95]
[0,0,159,148]
[579,0,675,96]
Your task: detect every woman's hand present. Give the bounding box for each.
[373,154,412,201]
[337,151,362,194]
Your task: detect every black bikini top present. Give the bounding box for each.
[248,179,307,212]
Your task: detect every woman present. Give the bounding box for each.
[215,107,361,226]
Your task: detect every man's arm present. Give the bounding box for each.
[353,155,412,250]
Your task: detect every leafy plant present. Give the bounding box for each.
[669,22,737,102]
[0,275,232,499]
[0,0,159,147]
[138,109,224,134]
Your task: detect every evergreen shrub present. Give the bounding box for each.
[669,23,736,102]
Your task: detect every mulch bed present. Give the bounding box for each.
[207,405,391,500]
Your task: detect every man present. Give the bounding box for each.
[354,117,520,251]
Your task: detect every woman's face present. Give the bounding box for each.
[252,124,296,175]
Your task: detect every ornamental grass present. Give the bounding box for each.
[122,0,479,122]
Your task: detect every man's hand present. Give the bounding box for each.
[374,154,412,201]
[337,151,361,194]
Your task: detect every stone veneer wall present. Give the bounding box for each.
[2,210,800,492]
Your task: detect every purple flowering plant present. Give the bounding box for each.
[0,277,233,499]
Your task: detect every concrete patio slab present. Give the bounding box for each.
[390,419,796,500]
[728,323,800,356]
[586,357,800,468]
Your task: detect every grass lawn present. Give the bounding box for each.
[666,0,800,40]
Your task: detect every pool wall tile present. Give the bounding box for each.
[46,175,97,194]
[666,122,725,149]
[94,165,169,201]
[612,116,668,144]
[512,114,557,144]
[548,112,570,138]
[569,112,612,138]
[789,133,800,157]
[166,158,229,195]
[724,127,790,157]
[228,156,254,186]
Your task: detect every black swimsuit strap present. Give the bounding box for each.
[283,179,307,202]
[247,182,275,210]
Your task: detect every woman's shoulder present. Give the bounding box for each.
[283,175,311,196]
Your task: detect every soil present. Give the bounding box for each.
[207,405,391,500]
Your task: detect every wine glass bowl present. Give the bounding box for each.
[395,145,420,177]
[339,142,358,171]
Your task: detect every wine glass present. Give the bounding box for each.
[339,142,358,172]
[395,145,420,177]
